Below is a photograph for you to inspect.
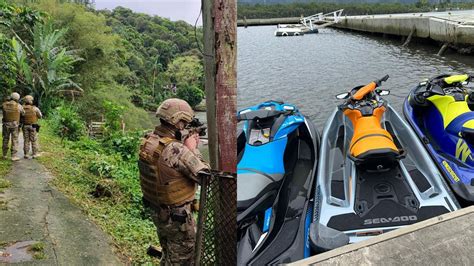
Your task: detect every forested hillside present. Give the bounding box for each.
[0,1,205,263]
[238,1,474,18]
[1,0,204,129]
[239,0,474,4]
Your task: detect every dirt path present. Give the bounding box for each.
[0,133,123,265]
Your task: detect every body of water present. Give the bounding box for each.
[237,26,474,127]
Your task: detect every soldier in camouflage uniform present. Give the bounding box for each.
[22,95,43,159]
[2,92,24,161]
[138,98,209,265]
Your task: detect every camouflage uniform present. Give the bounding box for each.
[138,98,209,266]
[2,95,24,160]
[22,100,42,158]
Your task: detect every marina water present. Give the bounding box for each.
[238,26,474,127]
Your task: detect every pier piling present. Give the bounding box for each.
[437,42,450,56]
[402,27,416,47]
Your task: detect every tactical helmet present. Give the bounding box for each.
[156,98,194,126]
[11,92,20,101]
[24,95,34,104]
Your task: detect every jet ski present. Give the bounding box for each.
[310,75,459,252]
[237,100,320,264]
[404,74,474,204]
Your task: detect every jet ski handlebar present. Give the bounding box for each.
[237,109,288,121]
[352,75,390,101]
[417,74,473,97]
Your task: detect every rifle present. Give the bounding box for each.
[32,124,41,133]
[187,117,207,137]
[177,117,207,141]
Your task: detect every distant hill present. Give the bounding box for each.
[239,0,472,4]
[237,0,474,19]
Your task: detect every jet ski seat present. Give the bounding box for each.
[345,107,400,168]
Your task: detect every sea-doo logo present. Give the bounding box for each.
[363,215,417,225]
[442,160,460,182]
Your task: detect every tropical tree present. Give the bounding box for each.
[165,55,203,90]
[0,33,18,100]
[176,85,204,109]
[11,20,83,112]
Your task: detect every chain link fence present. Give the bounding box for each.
[195,171,236,265]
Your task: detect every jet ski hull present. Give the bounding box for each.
[404,89,474,204]
[237,102,320,265]
[311,106,459,251]
[237,102,320,264]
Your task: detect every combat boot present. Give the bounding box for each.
[11,156,20,161]
[24,155,30,159]
[32,153,41,159]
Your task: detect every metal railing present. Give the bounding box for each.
[300,9,344,30]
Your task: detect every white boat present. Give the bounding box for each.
[274,9,344,37]
[274,24,307,36]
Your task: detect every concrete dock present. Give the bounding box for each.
[238,17,300,27]
[238,11,474,52]
[290,206,474,265]
[334,11,474,47]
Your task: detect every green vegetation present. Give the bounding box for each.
[30,241,47,260]
[99,6,205,112]
[49,105,87,141]
[38,119,159,263]
[0,177,11,193]
[238,2,474,19]
[0,0,207,263]
[177,85,205,109]
[1,0,205,128]
[30,242,45,252]
[0,160,12,193]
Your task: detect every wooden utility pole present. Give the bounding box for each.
[202,0,237,173]
[198,0,237,264]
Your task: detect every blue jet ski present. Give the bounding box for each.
[236,101,320,265]
[404,74,474,204]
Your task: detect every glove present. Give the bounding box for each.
[192,199,200,212]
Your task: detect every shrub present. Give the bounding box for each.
[88,153,119,178]
[69,136,103,152]
[103,131,143,160]
[176,85,204,108]
[78,85,155,130]
[50,105,86,141]
[103,100,125,133]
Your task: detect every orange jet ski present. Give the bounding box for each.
[309,75,459,252]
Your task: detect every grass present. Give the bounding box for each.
[29,242,47,260]
[0,156,12,193]
[30,242,45,252]
[38,121,159,264]
[0,124,13,193]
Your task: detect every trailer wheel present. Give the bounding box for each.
[282,32,288,36]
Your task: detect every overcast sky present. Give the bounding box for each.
[95,0,202,25]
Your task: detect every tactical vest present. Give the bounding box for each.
[2,101,20,122]
[138,134,197,208]
[23,105,38,125]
